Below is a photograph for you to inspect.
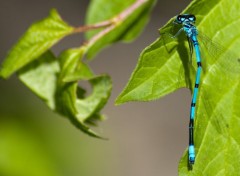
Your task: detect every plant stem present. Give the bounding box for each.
[74,21,112,33]
[87,0,148,46]
[78,0,148,47]
[117,0,148,21]
[74,0,147,34]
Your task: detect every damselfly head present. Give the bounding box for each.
[175,14,196,24]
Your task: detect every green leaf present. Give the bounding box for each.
[18,51,60,110]
[116,36,189,103]
[17,48,111,137]
[85,0,156,59]
[56,49,112,137]
[58,48,94,82]
[116,0,240,174]
[76,75,112,122]
[0,9,74,79]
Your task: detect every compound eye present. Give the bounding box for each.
[179,15,185,21]
[177,16,181,22]
[193,15,196,21]
[189,15,196,22]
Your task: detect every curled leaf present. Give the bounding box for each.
[56,49,112,137]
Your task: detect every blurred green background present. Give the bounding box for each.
[0,0,191,175]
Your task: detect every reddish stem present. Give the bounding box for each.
[85,0,148,47]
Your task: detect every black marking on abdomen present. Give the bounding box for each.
[197,62,202,67]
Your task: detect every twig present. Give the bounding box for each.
[117,0,148,21]
[74,21,112,33]
[84,0,148,47]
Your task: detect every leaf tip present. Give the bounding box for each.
[114,94,126,105]
[0,67,10,79]
[49,8,60,19]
